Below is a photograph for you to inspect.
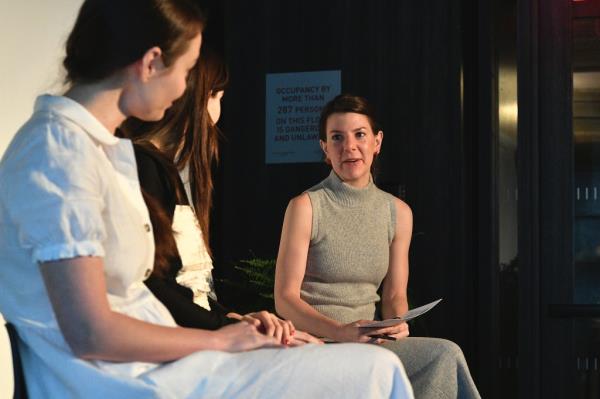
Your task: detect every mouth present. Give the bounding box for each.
[342,158,362,165]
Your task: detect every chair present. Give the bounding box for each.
[1,319,28,399]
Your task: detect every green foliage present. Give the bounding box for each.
[234,258,276,300]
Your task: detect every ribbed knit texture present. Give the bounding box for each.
[301,170,397,324]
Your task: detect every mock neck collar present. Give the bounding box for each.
[323,170,375,207]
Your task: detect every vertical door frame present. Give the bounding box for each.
[518,0,574,398]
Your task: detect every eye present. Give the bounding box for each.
[356,131,367,139]
[330,133,343,141]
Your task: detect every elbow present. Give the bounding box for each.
[66,332,103,360]
[274,290,294,320]
[274,291,286,317]
[61,321,110,360]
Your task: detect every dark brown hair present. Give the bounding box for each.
[318,94,381,141]
[63,0,206,84]
[122,48,228,269]
[142,187,182,277]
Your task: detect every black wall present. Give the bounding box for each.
[211,0,481,386]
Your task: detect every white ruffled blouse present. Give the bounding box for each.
[175,165,215,311]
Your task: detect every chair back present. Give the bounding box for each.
[1,316,28,399]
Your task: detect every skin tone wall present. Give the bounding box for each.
[0,0,83,156]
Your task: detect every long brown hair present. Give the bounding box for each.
[122,48,228,264]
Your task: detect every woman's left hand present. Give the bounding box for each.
[373,322,410,341]
[362,321,410,344]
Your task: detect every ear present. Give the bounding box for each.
[319,140,332,164]
[319,139,328,155]
[135,46,164,82]
[374,130,383,154]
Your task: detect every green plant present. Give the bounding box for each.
[234,258,276,300]
[216,257,277,314]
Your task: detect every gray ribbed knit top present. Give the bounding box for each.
[301,171,396,324]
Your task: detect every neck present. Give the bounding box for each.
[64,79,126,134]
[325,171,375,207]
[344,174,371,188]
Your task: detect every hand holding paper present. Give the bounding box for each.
[359,298,443,329]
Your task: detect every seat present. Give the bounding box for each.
[1,317,28,399]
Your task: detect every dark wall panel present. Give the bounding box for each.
[213,0,475,362]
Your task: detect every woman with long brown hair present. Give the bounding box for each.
[0,1,413,396]
[121,48,309,341]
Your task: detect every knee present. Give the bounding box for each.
[435,339,467,365]
[364,343,404,367]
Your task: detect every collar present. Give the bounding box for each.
[322,170,375,207]
[34,94,119,146]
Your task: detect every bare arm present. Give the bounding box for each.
[274,194,373,342]
[380,198,413,320]
[41,257,278,362]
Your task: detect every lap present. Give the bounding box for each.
[381,337,465,375]
[141,343,413,399]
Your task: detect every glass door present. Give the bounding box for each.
[572,5,600,397]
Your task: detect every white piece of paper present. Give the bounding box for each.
[359,298,443,328]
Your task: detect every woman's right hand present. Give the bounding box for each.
[214,322,282,352]
[332,320,380,343]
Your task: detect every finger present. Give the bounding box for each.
[375,327,400,336]
[384,324,409,337]
[357,334,376,343]
[366,336,384,345]
[261,333,284,348]
[256,311,275,336]
[287,337,306,347]
[362,327,390,336]
[389,330,410,340]
[226,312,243,321]
[253,333,282,349]
[374,322,409,336]
[272,317,284,343]
[242,315,261,328]
[294,331,323,344]
[353,319,375,327]
[280,319,292,344]
[286,319,296,335]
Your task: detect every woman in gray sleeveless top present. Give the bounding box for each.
[275,94,481,399]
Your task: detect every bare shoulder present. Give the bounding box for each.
[283,193,313,238]
[392,197,412,221]
[390,196,413,239]
[287,192,313,216]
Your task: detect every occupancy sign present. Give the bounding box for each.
[265,70,341,164]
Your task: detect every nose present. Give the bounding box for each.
[343,136,357,152]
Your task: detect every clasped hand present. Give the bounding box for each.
[227,311,322,346]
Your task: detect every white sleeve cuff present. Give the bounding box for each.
[33,240,105,263]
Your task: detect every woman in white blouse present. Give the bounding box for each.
[0,1,414,398]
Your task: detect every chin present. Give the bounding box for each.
[144,110,167,122]
[336,171,361,182]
